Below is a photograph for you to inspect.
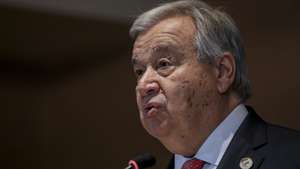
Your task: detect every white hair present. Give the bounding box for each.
[130,0,251,101]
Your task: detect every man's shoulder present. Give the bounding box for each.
[257,123,300,168]
[267,123,300,142]
[265,122,300,152]
[245,106,300,143]
[219,106,300,168]
[246,107,300,167]
[245,106,300,152]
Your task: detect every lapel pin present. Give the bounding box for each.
[239,157,253,169]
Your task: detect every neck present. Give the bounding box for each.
[161,93,241,157]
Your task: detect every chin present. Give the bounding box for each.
[142,118,170,138]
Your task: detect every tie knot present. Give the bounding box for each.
[181,158,205,169]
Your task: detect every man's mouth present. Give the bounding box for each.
[143,102,161,117]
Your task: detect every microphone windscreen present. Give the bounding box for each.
[131,153,156,169]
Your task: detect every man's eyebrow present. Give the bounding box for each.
[151,44,182,56]
[131,44,182,66]
[152,44,174,52]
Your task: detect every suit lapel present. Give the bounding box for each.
[217,106,267,169]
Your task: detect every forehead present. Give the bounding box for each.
[132,15,196,57]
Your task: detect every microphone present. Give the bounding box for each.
[124,153,156,169]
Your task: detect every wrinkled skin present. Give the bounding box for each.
[132,16,238,156]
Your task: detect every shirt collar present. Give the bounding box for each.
[175,104,248,169]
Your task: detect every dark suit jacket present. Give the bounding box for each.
[167,106,300,169]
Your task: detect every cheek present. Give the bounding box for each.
[136,92,143,113]
[164,79,195,115]
[179,80,195,107]
[168,72,213,113]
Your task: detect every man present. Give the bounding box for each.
[129,0,300,169]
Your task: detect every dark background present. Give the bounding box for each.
[1,0,300,169]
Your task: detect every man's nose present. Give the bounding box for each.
[136,68,160,98]
[138,82,160,98]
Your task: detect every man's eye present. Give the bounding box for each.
[158,58,172,68]
[134,69,144,77]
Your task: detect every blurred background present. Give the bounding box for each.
[1,0,299,169]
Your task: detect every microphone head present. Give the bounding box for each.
[129,153,156,169]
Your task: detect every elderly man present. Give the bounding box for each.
[130,0,300,169]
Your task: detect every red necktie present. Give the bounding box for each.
[181,158,205,169]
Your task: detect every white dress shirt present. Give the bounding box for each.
[174,104,248,169]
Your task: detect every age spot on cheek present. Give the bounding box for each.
[187,89,196,107]
[197,93,210,111]
[181,80,190,89]
[198,73,209,87]
[198,80,203,87]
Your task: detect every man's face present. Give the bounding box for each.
[132,16,219,143]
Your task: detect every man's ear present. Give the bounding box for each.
[214,52,236,94]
